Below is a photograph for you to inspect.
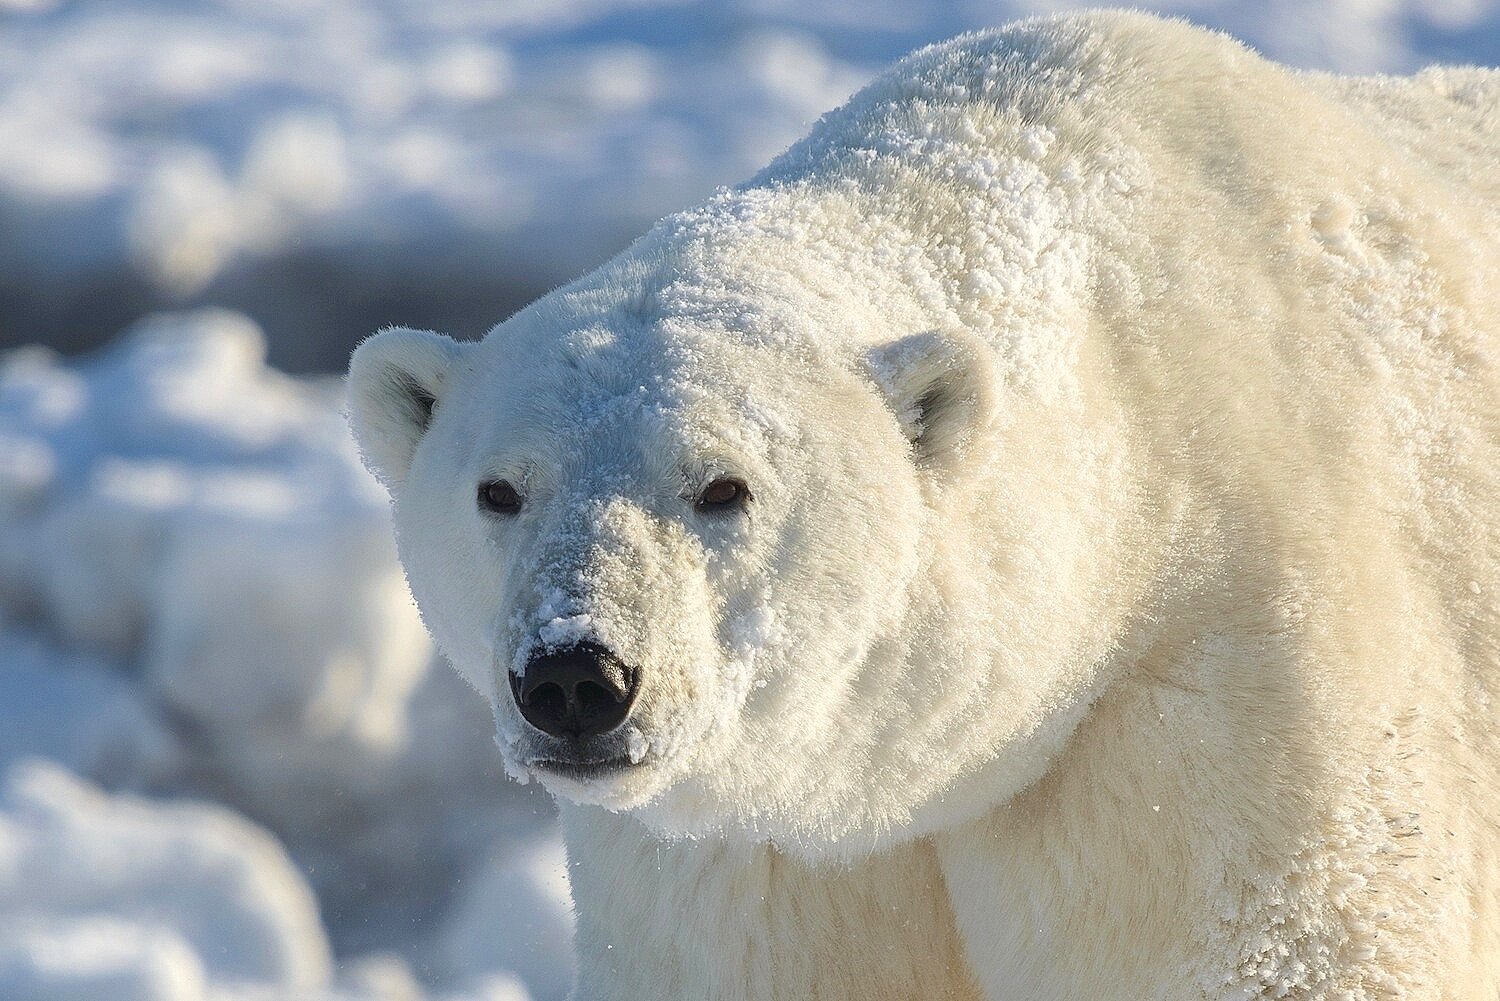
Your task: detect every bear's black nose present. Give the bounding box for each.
[510,642,639,740]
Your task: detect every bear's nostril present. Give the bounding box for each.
[510,642,639,741]
[524,681,569,719]
[574,679,621,730]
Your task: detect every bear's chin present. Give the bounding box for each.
[515,753,674,812]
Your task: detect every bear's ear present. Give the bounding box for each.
[864,329,998,476]
[346,326,466,488]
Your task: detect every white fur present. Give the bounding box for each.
[348,12,1500,999]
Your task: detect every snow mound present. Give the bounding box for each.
[0,632,175,782]
[0,759,331,995]
[0,918,209,1001]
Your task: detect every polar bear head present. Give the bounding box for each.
[348,196,1153,856]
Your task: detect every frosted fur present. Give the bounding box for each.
[347,12,1500,1001]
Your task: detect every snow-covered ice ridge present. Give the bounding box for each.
[0,309,573,1001]
[1,0,1498,367]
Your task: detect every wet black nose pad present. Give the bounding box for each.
[510,641,639,739]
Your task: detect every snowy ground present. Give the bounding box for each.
[2,2,1498,1000]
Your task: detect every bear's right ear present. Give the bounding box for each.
[346,326,465,488]
[864,328,998,478]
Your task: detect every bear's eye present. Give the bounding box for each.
[697,477,751,511]
[478,479,523,515]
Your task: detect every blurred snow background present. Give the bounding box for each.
[0,2,1496,1000]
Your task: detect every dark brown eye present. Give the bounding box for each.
[478,479,522,515]
[697,477,750,510]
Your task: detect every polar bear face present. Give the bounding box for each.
[349,243,1141,855]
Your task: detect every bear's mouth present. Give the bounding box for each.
[530,755,638,781]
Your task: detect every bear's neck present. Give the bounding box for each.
[559,800,987,1001]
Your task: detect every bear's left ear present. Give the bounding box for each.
[346,326,467,489]
[864,328,998,476]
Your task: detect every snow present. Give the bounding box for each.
[0,310,570,1000]
[0,918,208,1001]
[0,759,330,995]
[1,0,1496,370]
[538,614,596,651]
[0,634,175,784]
[433,837,576,1000]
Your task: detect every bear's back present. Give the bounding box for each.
[1317,67,1500,215]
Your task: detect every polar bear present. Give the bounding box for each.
[347,11,1500,1000]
